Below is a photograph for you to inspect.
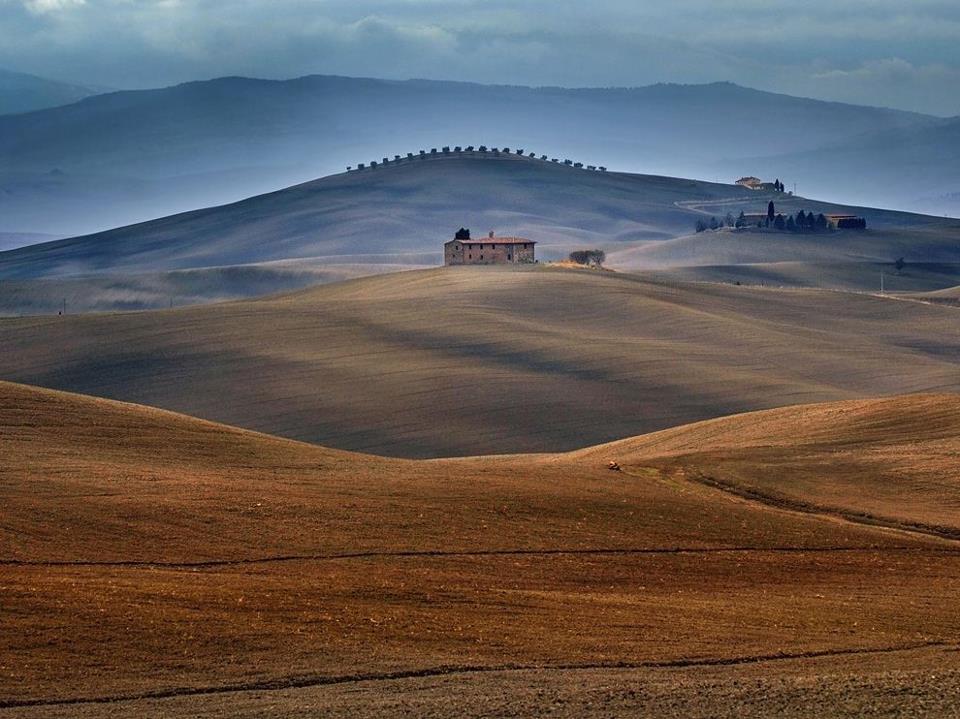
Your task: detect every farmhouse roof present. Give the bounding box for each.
[445,237,535,245]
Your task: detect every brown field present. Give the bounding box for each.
[0,266,958,458]
[3,381,960,717]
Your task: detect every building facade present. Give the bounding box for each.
[444,229,536,265]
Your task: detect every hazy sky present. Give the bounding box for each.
[3,0,959,115]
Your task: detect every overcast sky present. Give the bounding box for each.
[2,0,959,116]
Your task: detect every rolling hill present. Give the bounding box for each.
[0,68,98,116]
[3,381,960,715]
[742,115,960,217]
[2,152,958,313]
[0,74,944,236]
[1,266,957,458]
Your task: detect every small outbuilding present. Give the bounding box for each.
[444,229,536,266]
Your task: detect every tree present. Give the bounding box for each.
[710,217,719,230]
[894,257,906,273]
[695,219,708,233]
[786,215,796,231]
[569,249,606,266]
[767,201,776,222]
[816,213,828,231]
[724,212,736,228]
[796,210,806,228]
[774,214,786,230]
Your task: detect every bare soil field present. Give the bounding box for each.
[2,382,960,717]
[0,266,957,457]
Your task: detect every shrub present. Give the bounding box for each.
[569,249,606,266]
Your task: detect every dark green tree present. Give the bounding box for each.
[768,201,776,222]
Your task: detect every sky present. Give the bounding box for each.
[2,0,959,116]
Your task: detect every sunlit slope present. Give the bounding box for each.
[0,266,957,457]
[4,380,934,564]
[3,382,960,710]
[575,394,960,537]
[642,261,960,293]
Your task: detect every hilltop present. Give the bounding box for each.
[3,381,960,715]
[0,74,945,236]
[1,266,957,457]
[2,152,958,313]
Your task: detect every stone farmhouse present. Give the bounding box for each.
[444,229,536,266]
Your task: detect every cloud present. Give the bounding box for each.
[20,0,84,13]
[0,0,957,115]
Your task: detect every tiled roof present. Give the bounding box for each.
[445,237,535,245]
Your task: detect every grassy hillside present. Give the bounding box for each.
[1,266,957,457]
[3,381,960,715]
[0,75,935,235]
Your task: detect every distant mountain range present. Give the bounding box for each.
[0,74,955,236]
[0,68,98,116]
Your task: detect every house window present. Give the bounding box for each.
[480,255,483,260]
[468,254,472,259]
[508,254,512,261]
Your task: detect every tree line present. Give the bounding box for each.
[695,201,834,233]
[346,146,607,173]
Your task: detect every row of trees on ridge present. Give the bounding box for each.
[347,146,607,173]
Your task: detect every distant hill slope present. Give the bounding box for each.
[742,115,960,217]
[0,74,940,235]
[0,154,752,279]
[3,153,956,289]
[5,380,960,711]
[1,266,957,458]
[0,68,97,116]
